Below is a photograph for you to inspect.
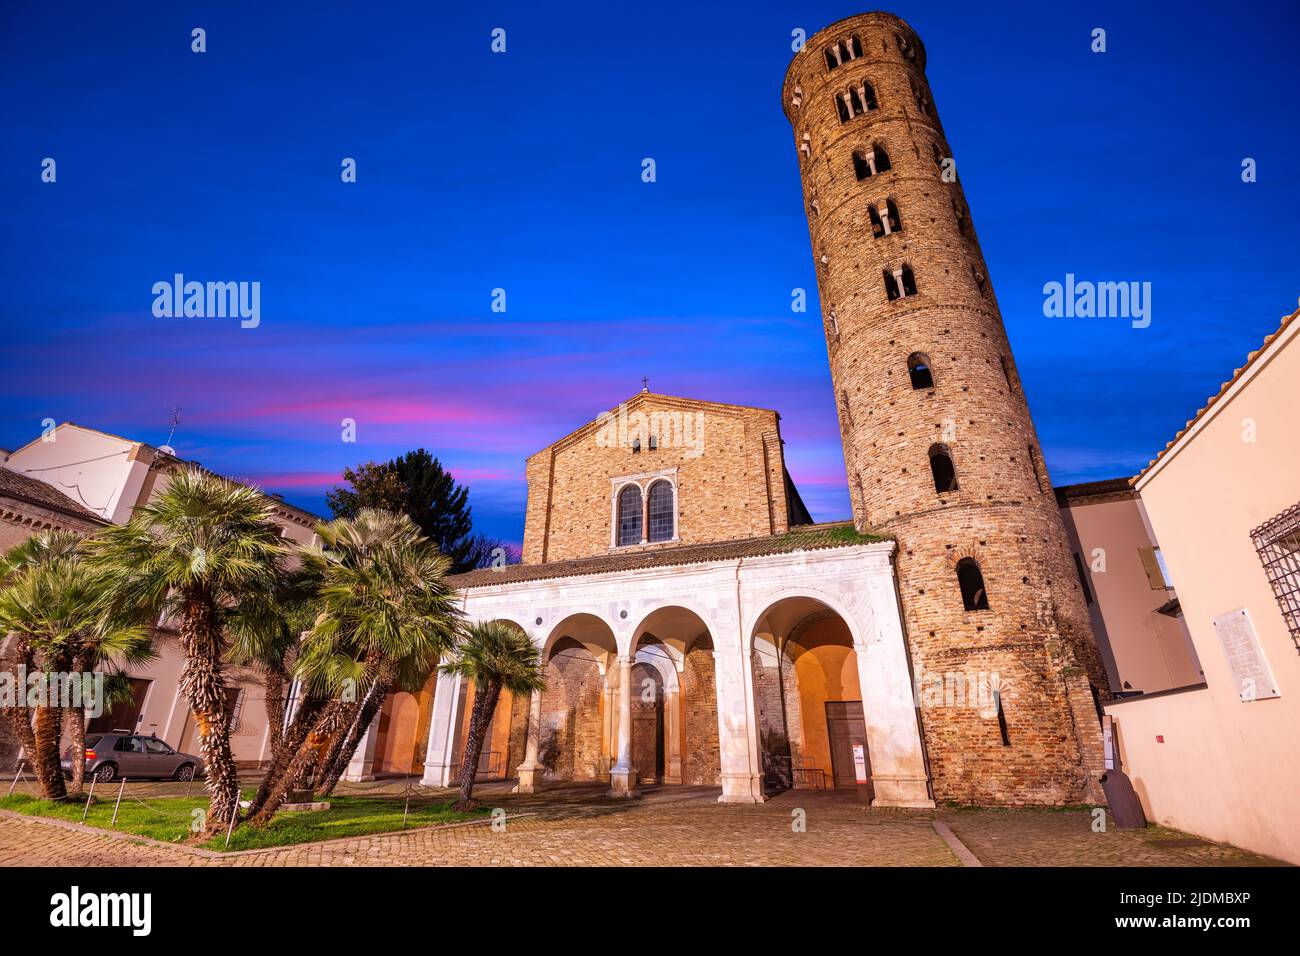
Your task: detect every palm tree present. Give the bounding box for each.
[440,620,544,810]
[225,565,322,811]
[0,532,152,799]
[88,468,286,828]
[249,509,460,825]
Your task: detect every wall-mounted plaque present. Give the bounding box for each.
[1211,608,1280,701]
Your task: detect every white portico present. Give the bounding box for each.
[421,530,934,808]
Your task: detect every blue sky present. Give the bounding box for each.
[1,1,1296,544]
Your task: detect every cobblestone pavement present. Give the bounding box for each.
[0,778,1285,867]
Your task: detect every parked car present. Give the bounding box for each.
[61,732,205,783]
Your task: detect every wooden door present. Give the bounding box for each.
[824,700,868,790]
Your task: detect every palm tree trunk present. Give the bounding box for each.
[177,594,240,830]
[249,694,324,815]
[455,679,501,810]
[249,698,350,826]
[32,704,67,801]
[66,651,91,795]
[66,708,86,795]
[3,642,37,770]
[262,666,289,764]
[315,679,389,798]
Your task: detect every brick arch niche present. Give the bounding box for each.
[750,596,865,794]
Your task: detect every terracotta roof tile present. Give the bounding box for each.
[447,521,888,590]
[0,467,107,524]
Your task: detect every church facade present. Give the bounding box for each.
[397,11,1109,807]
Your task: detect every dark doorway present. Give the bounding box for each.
[87,677,151,734]
[824,700,869,791]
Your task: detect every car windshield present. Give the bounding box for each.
[84,736,102,748]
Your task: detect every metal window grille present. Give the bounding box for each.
[1251,501,1300,654]
[647,481,674,542]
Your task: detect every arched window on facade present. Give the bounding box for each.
[908,352,934,389]
[647,480,675,543]
[929,443,958,492]
[617,484,643,546]
[957,558,990,611]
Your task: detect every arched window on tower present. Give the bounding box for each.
[616,484,643,546]
[908,352,934,389]
[647,480,675,543]
[884,263,917,300]
[972,267,989,298]
[1000,355,1018,393]
[868,199,903,238]
[953,198,974,239]
[824,34,864,70]
[853,143,891,179]
[928,443,958,492]
[885,198,902,233]
[910,78,935,118]
[896,33,917,61]
[835,80,878,122]
[957,558,990,611]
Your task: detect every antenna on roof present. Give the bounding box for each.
[159,406,181,457]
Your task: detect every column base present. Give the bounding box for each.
[607,768,639,797]
[869,774,935,809]
[718,772,766,803]
[516,765,545,794]
[342,772,376,783]
[419,763,452,789]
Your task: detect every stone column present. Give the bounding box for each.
[854,574,935,808]
[419,670,463,788]
[663,685,683,784]
[342,708,382,782]
[607,655,637,796]
[713,599,765,803]
[515,688,545,794]
[601,670,616,771]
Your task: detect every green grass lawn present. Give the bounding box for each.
[0,788,488,852]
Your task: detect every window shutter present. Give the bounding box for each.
[1138,546,1167,589]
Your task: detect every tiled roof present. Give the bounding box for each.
[1134,303,1299,485]
[447,521,888,590]
[0,467,107,524]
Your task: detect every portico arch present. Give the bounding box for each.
[749,595,869,794]
[631,604,721,786]
[537,613,617,782]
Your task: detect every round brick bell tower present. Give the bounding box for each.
[783,12,1109,804]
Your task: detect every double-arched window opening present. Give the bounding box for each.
[615,479,676,547]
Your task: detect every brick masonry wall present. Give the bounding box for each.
[681,638,721,786]
[521,393,792,564]
[506,690,529,775]
[538,641,605,781]
[784,12,1107,804]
